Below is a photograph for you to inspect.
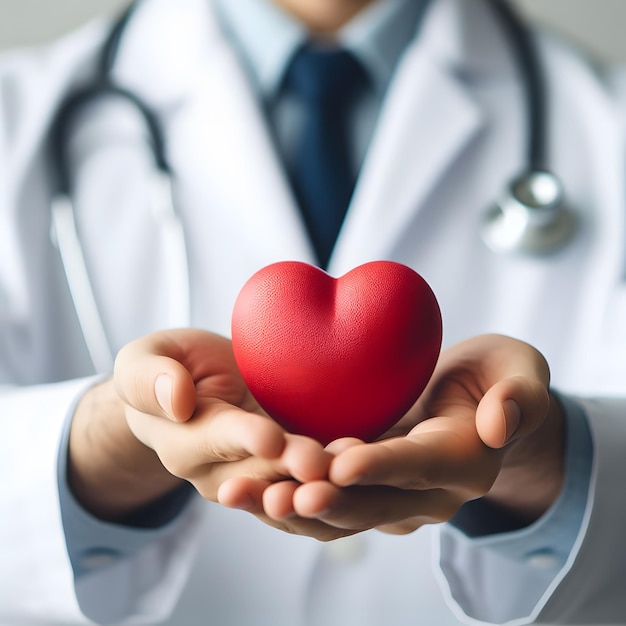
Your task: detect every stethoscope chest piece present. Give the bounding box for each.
[481,170,577,255]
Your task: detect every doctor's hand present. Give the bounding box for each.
[261,334,564,537]
[67,329,331,525]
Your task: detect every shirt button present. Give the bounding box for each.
[324,535,367,564]
[79,548,121,570]
[525,549,561,570]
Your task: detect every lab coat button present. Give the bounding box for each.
[324,535,367,564]
[525,549,561,570]
[79,548,121,570]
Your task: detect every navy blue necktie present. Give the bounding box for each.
[283,45,368,269]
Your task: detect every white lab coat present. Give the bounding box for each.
[0,0,625,624]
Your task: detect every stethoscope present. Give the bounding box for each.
[481,0,576,256]
[49,0,577,373]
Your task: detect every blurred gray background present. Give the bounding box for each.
[0,0,625,62]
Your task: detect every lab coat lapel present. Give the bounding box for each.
[330,54,483,273]
[112,0,315,264]
[330,0,506,274]
[178,40,316,262]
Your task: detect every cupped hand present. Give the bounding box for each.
[68,328,333,526]
[113,329,332,511]
[262,334,564,537]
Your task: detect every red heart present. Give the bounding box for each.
[231,261,442,445]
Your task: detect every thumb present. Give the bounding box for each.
[476,375,550,448]
[114,333,197,422]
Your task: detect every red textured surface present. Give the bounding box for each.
[231,261,442,445]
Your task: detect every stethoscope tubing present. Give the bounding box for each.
[488,0,547,171]
[51,194,115,373]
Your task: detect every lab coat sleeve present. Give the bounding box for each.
[0,379,94,626]
[56,387,207,626]
[436,396,626,625]
[0,378,207,626]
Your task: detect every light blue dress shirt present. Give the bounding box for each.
[58,0,593,584]
[213,0,432,175]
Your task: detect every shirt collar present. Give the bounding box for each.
[212,0,432,99]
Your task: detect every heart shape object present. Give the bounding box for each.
[231,261,442,445]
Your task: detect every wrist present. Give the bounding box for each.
[484,391,565,526]
[68,379,183,522]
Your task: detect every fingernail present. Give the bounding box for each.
[346,472,368,486]
[155,374,174,419]
[503,399,521,442]
[234,494,255,512]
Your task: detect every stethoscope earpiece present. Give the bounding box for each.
[481,170,577,255]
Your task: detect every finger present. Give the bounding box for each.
[263,480,299,520]
[281,434,334,483]
[202,432,331,492]
[329,420,501,501]
[220,480,362,541]
[476,375,550,448]
[217,476,271,512]
[126,399,287,477]
[325,437,364,455]
[292,481,458,531]
[114,329,251,422]
[114,331,203,422]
